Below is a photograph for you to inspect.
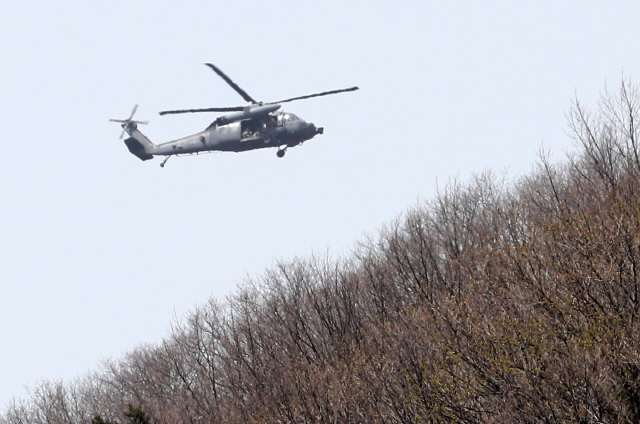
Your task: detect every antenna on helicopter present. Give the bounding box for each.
[109,104,149,139]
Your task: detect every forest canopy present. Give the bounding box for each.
[4,81,640,423]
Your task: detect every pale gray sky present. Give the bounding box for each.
[2,1,639,407]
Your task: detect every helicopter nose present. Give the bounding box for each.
[304,122,316,136]
[309,122,323,135]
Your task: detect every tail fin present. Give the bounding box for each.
[123,122,156,161]
[124,135,154,161]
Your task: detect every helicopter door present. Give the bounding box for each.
[241,119,264,140]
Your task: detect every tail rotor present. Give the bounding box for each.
[110,104,149,139]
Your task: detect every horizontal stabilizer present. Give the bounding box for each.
[124,137,154,161]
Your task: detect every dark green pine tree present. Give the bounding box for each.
[91,416,119,424]
[124,405,151,424]
[91,405,150,424]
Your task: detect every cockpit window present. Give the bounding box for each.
[283,113,299,122]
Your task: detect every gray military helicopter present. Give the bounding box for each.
[110,63,358,167]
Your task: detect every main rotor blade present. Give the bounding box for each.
[204,63,257,104]
[270,86,359,104]
[159,106,244,116]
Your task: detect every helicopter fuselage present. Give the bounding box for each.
[156,112,319,154]
[122,110,323,164]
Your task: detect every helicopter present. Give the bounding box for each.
[110,63,358,167]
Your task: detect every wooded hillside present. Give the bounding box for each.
[4,82,640,423]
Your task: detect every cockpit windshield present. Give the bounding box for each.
[283,113,300,122]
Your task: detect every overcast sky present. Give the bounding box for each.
[2,1,640,408]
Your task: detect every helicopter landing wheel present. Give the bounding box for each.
[276,149,286,158]
[160,155,172,167]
